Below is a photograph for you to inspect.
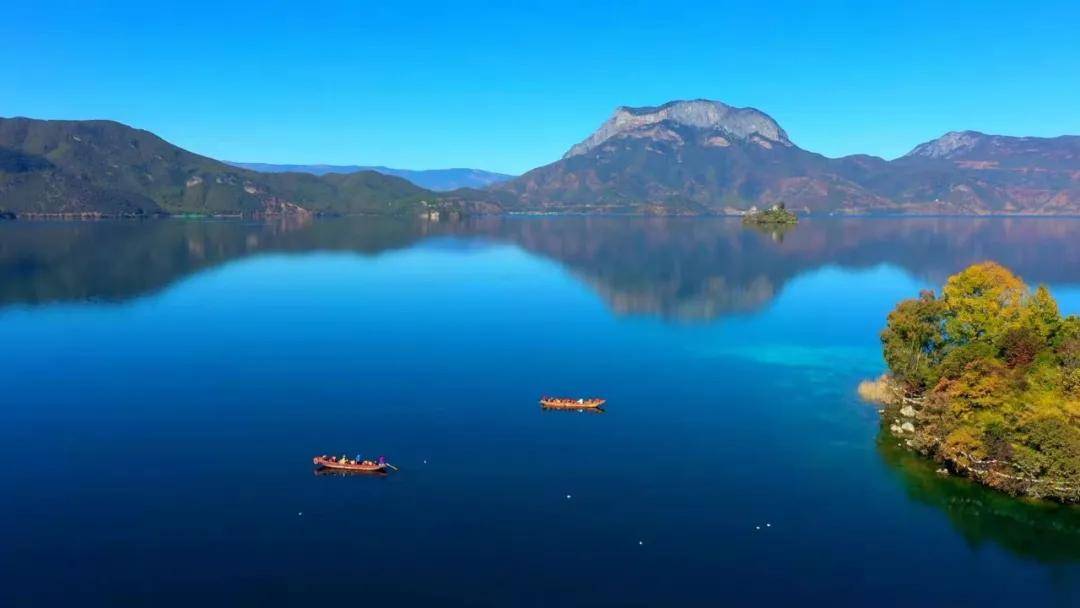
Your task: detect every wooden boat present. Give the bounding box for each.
[312,455,396,473]
[539,397,606,409]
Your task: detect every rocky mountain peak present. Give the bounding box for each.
[563,99,791,159]
[904,130,986,159]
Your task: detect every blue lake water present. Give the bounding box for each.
[2,216,1080,606]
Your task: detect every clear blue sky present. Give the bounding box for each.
[4,1,1078,174]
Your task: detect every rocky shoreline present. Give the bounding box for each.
[861,375,1080,503]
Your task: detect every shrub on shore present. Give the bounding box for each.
[858,375,898,405]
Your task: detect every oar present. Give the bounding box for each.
[385,463,399,471]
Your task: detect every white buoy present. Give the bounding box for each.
[298,512,303,516]
[755,526,761,530]
[638,540,644,545]
[765,523,771,527]
[566,494,572,499]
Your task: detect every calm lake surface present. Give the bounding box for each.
[3,216,1080,606]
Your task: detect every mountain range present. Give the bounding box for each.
[497,100,1080,215]
[2,101,1079,217]
[226,162,514,191]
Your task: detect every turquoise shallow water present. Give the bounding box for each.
[2,216,1080,606]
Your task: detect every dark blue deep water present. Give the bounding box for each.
[2,216,1080,606]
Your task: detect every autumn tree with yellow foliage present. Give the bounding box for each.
[880,262,1080,501]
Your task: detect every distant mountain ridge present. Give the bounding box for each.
[497,100,1080,215]
[227,162,514,191]
[903,130,1080,168]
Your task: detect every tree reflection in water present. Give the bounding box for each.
[878,436,1080,564]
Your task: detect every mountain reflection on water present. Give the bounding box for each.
[2,215,1079,319]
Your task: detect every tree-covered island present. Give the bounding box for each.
[742,202,798,226]
[864,262,1080,502]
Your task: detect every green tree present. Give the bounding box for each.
[881,289,946,391]
[1025,284,1061,341]
[941,261,1026,346]
[1054,317,1080,370]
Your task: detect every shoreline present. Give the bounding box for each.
[863,375,1080,504]
[9,210,1080,221]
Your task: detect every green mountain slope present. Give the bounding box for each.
[0,117,433,217]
